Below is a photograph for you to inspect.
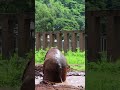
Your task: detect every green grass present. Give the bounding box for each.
[35,49,47,64]
[0,53,32,88]
[86,71,120,90]
[35,48,85,71]
[86,58,120,90]
[70,64,85,71]
[65,49,85,64]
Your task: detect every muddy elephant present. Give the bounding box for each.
[43,47,68,83]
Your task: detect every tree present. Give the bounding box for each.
[35,0,55,32]
[35,0,85,32]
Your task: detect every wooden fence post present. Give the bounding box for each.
[18,14,31,57]
[80,32,85,51]
[30,29,35,50]
[106,15,115,61]
[1,16,9,59]
[8,18,16,54]
[24,19,31,53]
[50,32,54,47]
[43,32,47,50]
[36,32,40,51]
[71,31,77,51]
[1,15,15,59]
[87,14,100,62]
[18,15,24,57]
[64,31,69,52]
[18,13,34,57]
[114,16,120,61]
[57,31,62,50]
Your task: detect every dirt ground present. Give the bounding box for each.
[35,64,85,90]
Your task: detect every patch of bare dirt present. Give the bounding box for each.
[35,84,84,90]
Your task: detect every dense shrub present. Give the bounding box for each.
[0,52,33,88]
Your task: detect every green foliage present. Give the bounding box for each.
[35,49,47,63]
[86,0,120,11]
[87,60,120,73]
[86,70,120,90]
[65,48,85,64]
[86,52,120,73]
[0,53,31,88]
[35,48,85,71]
[35,0,85,32]
[0,0,34,13]
[86,54,120,90]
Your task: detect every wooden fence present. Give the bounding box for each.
[35,30,85,52]
[0,13,34,59]
[86,10,120,61]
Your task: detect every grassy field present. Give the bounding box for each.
[35,48,85,71]
[86,71,120,90]
[86,59,120,90]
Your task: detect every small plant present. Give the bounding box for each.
[65,48,85,64]
[35,49,47,63]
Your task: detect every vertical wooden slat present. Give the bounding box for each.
[24,19,31,53]
[64,31,69,52]
[106,15,115,61]
[71,31,77,51]
[30,29,35,50]
[18,14,32,57]
[87,14,100,62]
[43,32,47,50]
[54,34,57,47]
[83,33,85,51]
[1,15,9,59]
[36,32,40,50]
[114,16,120,61]
[1,15,15,59]
[8,18,15,55]
[57,31,62,50]
[50,32,54,47]
[18,14,26,57]
[80,32,84,51]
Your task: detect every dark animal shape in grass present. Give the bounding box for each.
[21,58,35,90]
[43,47,68,83]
